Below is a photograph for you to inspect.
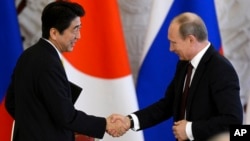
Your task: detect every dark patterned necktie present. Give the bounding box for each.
[179,63,193,119]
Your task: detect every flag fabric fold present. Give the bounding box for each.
[136,0,221,141]
[0,1,23,141]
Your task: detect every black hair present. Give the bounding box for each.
[41,1,85,39]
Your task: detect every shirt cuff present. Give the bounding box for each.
[186,121,194,140]
[130,114,140,131]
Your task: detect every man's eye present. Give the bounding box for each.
[73,27,81,33]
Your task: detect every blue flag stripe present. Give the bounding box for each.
[0,1,23,102]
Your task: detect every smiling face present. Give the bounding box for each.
[49,17,82,53]
[168,22,193,61]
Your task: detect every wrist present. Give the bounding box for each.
[127,115,134,129]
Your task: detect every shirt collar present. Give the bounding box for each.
[190,42,210,70]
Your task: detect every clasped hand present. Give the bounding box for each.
[172,120,188,141]
[106,114,130,137]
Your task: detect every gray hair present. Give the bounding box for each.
[173,12,208,42]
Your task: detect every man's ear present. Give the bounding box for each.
[49,28,58,40]
[187,34,196,44]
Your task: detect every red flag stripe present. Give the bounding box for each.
[0,99,14,141]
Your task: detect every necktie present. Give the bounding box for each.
[179,63,193,119]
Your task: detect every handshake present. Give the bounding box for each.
[105,114,132,137]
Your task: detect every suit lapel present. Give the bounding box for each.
[186,45,215,117]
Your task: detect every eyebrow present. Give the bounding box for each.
[73,24,81,30]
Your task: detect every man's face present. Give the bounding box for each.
[53,17,82,52]
[168,23,191,60]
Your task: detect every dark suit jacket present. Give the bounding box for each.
[134,45,243,141]
[5,39,106,141]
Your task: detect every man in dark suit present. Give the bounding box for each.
[5,1,127,141]
[111,12,243,141]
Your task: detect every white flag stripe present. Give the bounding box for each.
[140,0,173,65]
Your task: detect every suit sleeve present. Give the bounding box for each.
[133,61,185,130]
[133,82,175,130]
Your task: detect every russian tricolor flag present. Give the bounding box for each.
[137,0,221,141]
[0,1,23,141]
